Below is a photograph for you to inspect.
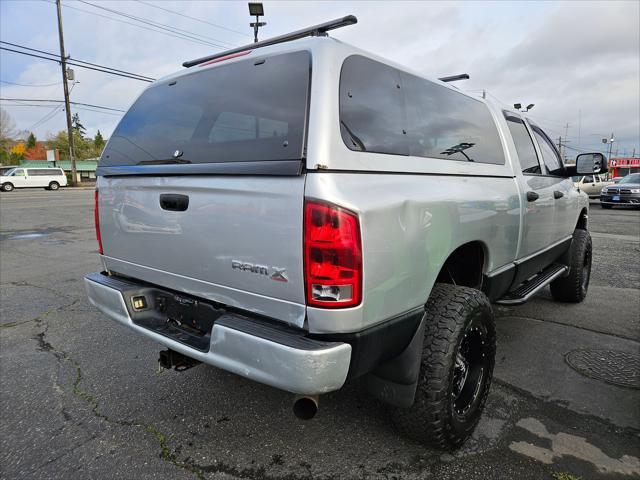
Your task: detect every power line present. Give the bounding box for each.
[0,98,125,112]
[0,46,154,82]
[0,41,154,81]
[40,0,224,51]
[1,79,62,87]
[134,0,251,38]
[30,105,63,130]
[76,0,235,48]
[26,81,76,131]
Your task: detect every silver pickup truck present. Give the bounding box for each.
[85,17,607,449]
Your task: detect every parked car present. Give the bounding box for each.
[84,17,603,449]
[600,173,640,208]
[573,174,613,198]
[0,167,67,192]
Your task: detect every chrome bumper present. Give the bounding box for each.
[84,273,351,395]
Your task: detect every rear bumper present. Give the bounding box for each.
[84,272,351,395]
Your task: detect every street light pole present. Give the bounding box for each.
[248,3,266,43]
[55,0,77,186]
[607,133,615,160]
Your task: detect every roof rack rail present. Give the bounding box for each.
[438,74,470,83]
[183,15,358,68]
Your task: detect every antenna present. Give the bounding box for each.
[438,74,470,83]
[183,15,358,68]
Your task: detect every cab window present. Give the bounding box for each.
[528,121,563,174]
[503,112,541,174]
[12,169,25,177]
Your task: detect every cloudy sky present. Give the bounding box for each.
[1,0,638,158]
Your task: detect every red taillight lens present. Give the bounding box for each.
[94,189,103,255]
[304,200,362,308]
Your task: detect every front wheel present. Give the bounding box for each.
[550,229,592,302]
[1,183,14,192]
[48,181,60,191]
[389,284,496,449]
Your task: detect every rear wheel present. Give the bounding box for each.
[1,183,14,192]
[49,181,60,191]
[550,229,592,302]
[389,284,496,449]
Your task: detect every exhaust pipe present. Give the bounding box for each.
[293,395,319,420]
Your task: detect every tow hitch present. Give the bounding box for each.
[158,349,201,372]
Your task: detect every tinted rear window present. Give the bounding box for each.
[100,51,310,167]
[27,169,63,176]
[340,55,505,165]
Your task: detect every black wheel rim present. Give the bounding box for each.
[581,243,592,296]
[452,315,491,417]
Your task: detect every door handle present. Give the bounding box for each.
[160,194,189,211]
[526,191,539,202]
[554,191,564,199]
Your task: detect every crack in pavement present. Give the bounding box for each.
[28,308,206,480]
[0,280,77,301]
[0,299,79,329]
[495,314,639,343]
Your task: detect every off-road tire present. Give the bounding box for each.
[389,284,496,449]
[550,229,592,303]
[48,181,60,191]
[601,204,612,209]
[1,183,14,192]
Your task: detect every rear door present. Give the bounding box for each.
[503,112,555,259]
[26,169,46,187]
[527,120,576,243]
[97,50,311,327]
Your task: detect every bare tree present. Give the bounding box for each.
[0,108,18,150]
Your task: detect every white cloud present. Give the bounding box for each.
[1,0,638,156]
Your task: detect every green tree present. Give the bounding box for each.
[26,132,37,149]
[94,130,105,151]
[47,129,98,161]
[71,113,86,138]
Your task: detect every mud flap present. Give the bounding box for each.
[365,314,425,408]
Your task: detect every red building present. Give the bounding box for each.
[609,157,640,178]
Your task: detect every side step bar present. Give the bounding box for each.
[495,264,569,305]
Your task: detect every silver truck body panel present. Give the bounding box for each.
[99,175,307,327]
[84,275,351,394]
[304,172,521,333]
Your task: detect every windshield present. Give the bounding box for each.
[1,168,16,176]
[100,51,310,167]
[619,173,640,184]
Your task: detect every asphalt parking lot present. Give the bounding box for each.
[1,189,638,480]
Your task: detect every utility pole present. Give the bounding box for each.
[607,133,615,160]
[557,136,563,159]
[55,0,77,186]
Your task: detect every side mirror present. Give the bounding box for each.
[576,153,608,175]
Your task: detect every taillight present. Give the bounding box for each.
[304,199,362,308]
[94,189,103,255]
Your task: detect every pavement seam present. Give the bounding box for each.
[495,314,640,343]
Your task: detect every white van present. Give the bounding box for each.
[0,167,68,192]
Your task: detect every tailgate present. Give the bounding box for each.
[98,175,306,327]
